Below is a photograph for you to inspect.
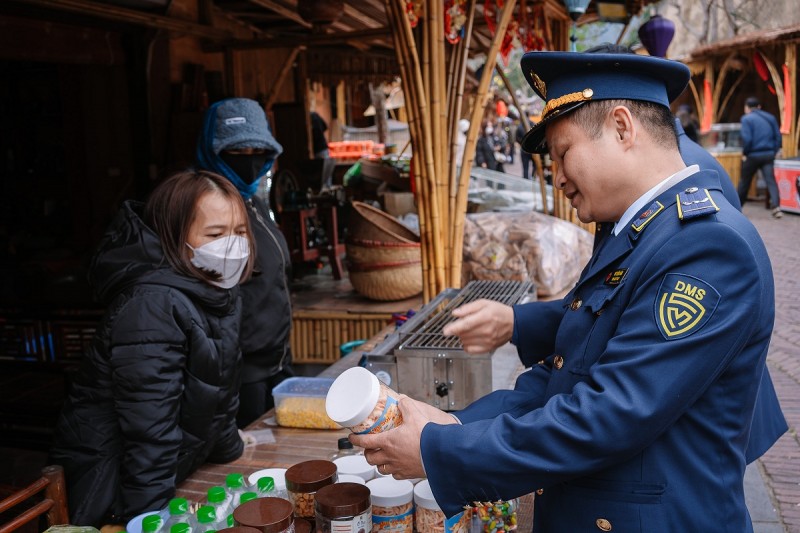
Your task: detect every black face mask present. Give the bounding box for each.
[220,152,270,184]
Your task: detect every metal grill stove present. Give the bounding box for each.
[364,280,533,410]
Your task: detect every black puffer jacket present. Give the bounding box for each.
[49,201,244,527]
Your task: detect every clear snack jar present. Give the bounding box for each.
[285,460,338,519]
[414,480,444,533]
[333,454,377,481]
[326,367,403,434]
[367,477,414,533]
[314,482,372,533]
[232,497,295,533]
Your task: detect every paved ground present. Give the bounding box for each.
[746,202,800,533]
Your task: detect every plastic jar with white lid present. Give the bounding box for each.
[337,474,367,485]
[334,454,378,481]
[326,367,403,434]
[285,460,338,519]
[315,482,372,533]
[413,480,444,533]
[367,477,414,533]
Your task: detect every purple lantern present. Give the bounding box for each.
[638,15,676,58]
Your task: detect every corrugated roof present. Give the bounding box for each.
[689,23,800,59]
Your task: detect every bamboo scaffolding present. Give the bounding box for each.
[449,0,518,285]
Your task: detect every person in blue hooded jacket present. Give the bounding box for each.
[196,98,294,428]
[352,51,778,532]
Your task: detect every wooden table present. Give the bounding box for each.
[175,326,534,530]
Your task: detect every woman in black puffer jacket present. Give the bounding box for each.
[50,170,256,527]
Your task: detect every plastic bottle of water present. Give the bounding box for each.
[169,523,192,533]
[205,485,232,525]
[161,498,195,532]
[239,491,258,506]
[225,473,248,509]
[255,476,289,501]
[141,513,164,533]
[194,505,218,533]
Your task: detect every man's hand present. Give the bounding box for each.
[349,396,457,480]
[442,299,514,354]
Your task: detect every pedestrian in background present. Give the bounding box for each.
[196,98,295,428]
[738,96,783,218]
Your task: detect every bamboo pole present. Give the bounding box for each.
[449,0,518,285]
[385,0,436,299]
[393,0,446,297]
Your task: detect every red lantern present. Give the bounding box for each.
[637,15,675,58]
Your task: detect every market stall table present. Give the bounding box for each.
[175,325,534,530]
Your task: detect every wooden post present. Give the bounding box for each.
[43,465,69,527]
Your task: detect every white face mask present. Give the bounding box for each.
[485,126,494,135]
[187,235,250,289]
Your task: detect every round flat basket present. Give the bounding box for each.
[349,201,420,244]
[345,238,421,265]
[347,259,423,301]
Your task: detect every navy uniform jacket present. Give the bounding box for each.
[421,170,774,532]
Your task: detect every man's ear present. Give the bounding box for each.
[610,105,636,148]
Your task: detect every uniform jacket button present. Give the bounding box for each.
[553,355,564,370]
[596,518,612,531]
[571,298,582,310]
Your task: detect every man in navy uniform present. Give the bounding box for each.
[352,51,779,532]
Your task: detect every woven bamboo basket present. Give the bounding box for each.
[347,259,423,301]
[345,238,421,264]
[349,201,420,244]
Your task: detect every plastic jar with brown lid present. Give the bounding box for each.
[233,497,294,533]
[292,518,312,533]
[216,528,263,533]
[315,482,372,533]
[285,459,338,519]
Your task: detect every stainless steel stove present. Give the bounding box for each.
[364,280,533,410]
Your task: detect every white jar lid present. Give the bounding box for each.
[247,468,287,489]
[333,455,377,481]
[337,474,367,485]
[326,367,380,427]
[413,479,441,511]
[367,477,414,507]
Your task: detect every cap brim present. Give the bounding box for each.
[521,101,587,154]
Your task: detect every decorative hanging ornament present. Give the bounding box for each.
[484,0,504,35]
[444,0,467,44]
[406,0,423,28]
[637,14,675,58]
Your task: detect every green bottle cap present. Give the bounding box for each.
[196,505,218,524]
[240,492,258,505]
[141,515,163,533]
[168,497,189,516]
[170,524,190,533]
[257,476,275,493]
[207,486,227,504]
[225,472,245,489]
[227,514,234,527]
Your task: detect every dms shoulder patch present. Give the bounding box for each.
[654,273,720,340]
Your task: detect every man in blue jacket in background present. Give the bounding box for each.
[352,51,779,532]
[738,96,783,218]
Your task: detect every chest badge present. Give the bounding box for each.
[604,268,628,286]
[655,273,720,339]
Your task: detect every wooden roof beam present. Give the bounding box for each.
[204,26,391,51]
[8,0,232,39]
[244,0,312,29]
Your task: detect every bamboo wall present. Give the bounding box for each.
[290,310,393,364]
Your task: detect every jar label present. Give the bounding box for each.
[445,510,470,533]
[373,506,414,532]
[330,510,371,533]
[356,395,401,435]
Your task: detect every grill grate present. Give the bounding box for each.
[398,280,532,350]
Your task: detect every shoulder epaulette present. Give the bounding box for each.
[676,187,720,221]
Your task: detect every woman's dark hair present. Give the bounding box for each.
[143,169,256,285]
